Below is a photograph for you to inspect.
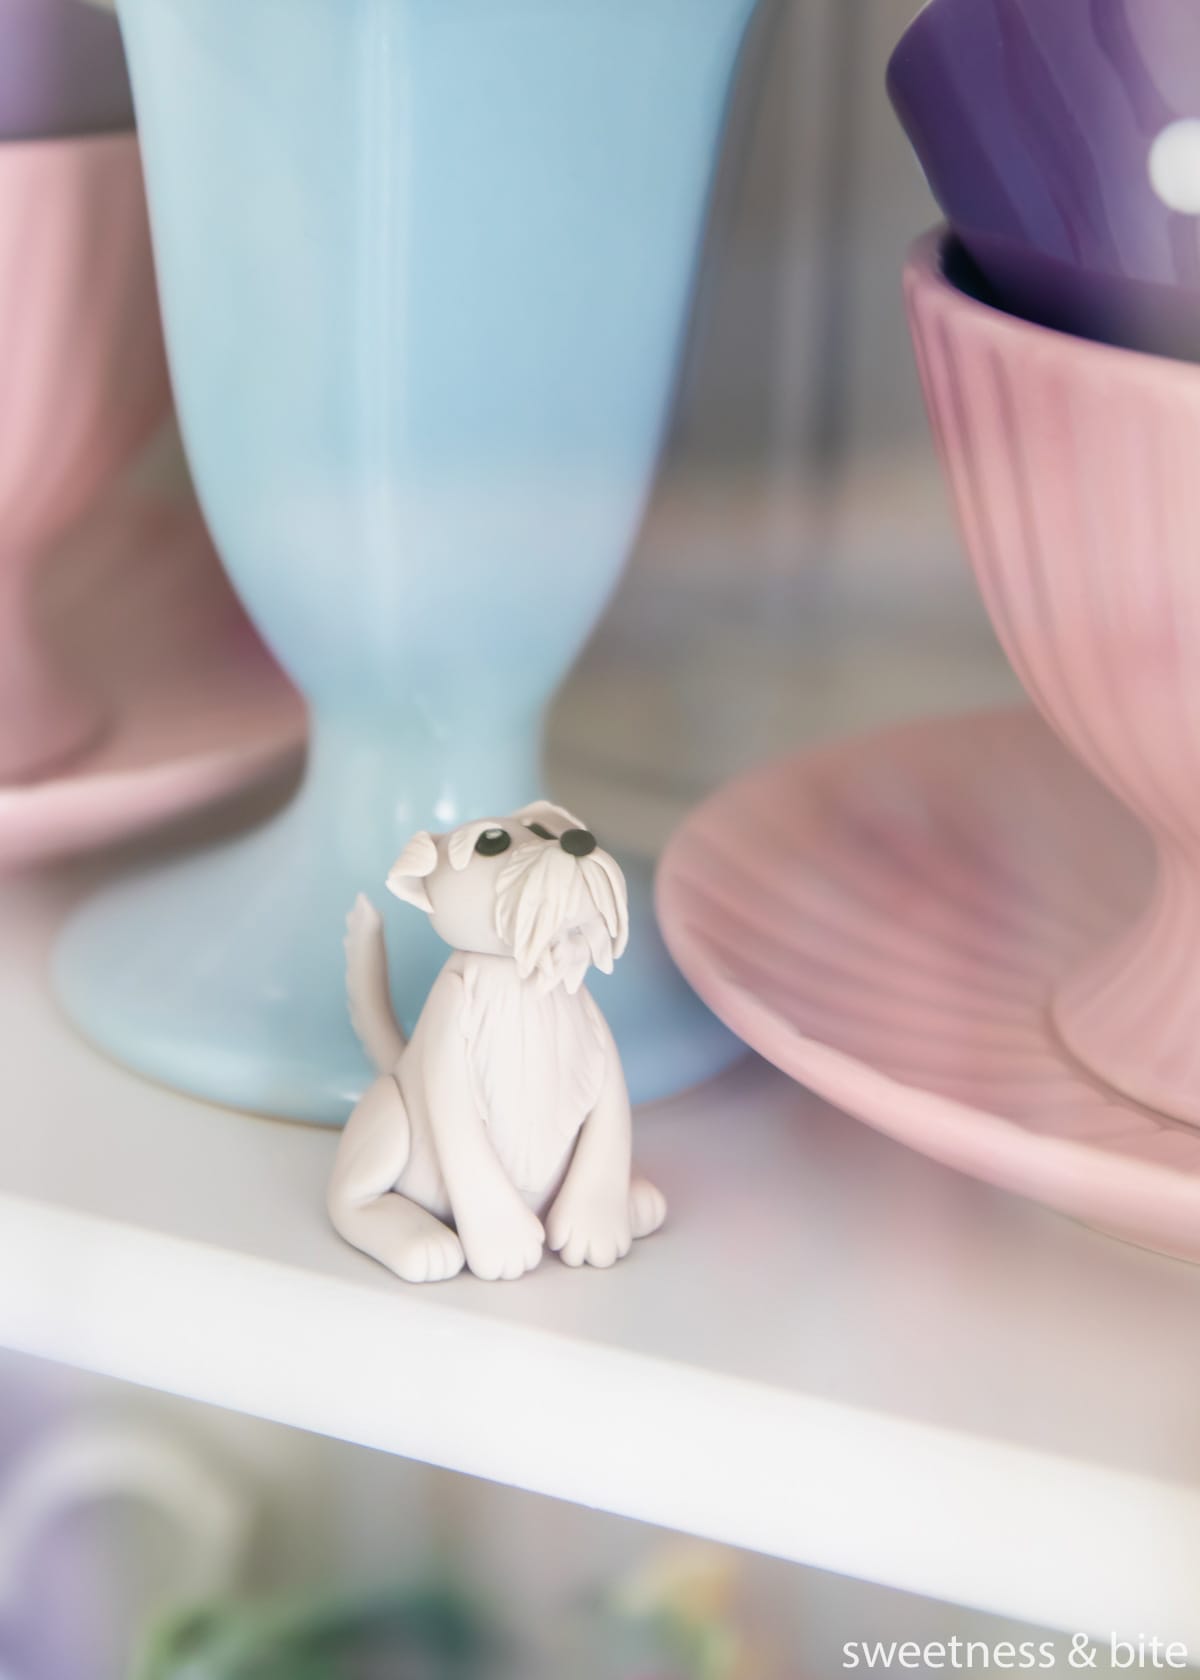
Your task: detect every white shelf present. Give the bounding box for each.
[3,857,1200,1648]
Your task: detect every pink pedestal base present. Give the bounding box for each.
[658,708,1200,1267]
[0,129,170,788]
[0,546,103,783]
[1053,854,1200,1125]
[0,494,305,870]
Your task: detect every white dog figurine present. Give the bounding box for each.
[328,801,666,1283]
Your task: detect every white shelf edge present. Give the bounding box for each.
[3,1188,1196,1647]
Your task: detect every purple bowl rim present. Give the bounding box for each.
[908,226,1200,381]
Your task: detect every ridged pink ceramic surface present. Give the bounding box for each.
[0,492,304,869]
[657,708,1200,1264]
[906,231,1200,1130]
[0,130,170,784]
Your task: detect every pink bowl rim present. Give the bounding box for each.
[0,126,138,166]
[906,225,1200,384]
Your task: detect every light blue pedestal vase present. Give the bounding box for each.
[55,0,758,1123]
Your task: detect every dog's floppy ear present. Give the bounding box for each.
[386,830,439,914]
[516,798,587,836]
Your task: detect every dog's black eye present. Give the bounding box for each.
[475,828,511,858]
[525,822,555,841]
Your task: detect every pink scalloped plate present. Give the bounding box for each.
[657,707,1200,1263]
[0,494,304,869]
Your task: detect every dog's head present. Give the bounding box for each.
[386,801,629,994]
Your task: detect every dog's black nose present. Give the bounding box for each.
[560,828,597,858]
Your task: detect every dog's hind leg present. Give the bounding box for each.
[327,1076,465,1284]
[629,1177,667,1241]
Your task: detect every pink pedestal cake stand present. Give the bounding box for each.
[907,230,1200,1130]
[0,493,304,870]
[658,707,1200,1265]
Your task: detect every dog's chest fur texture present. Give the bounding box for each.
[459,956,607,1196]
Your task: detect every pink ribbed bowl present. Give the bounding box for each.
[906,230,1200,1128]
[0,130,170,783]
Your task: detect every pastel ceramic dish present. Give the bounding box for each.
[0,130,170,783]
[657,708,1200,1266]
[54,0,756,1122]
[0,1417,248,1680]
[888,0,1200,357]
[135,1584,502,1680]
[0,492,304,869]
[907,230,1200,1129]
[0,0,133,141]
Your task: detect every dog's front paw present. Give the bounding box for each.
[546,1188,633,1270]
[392,1221,466,1286]
[459,1199,545,1283]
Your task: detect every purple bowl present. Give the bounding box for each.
[888,0,1200,359]
[0,0,133,142]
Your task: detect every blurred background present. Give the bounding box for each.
[554,0,1018,847]
[2,1345,1177,1680]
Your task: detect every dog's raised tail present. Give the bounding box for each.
[345,895,407,1072]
